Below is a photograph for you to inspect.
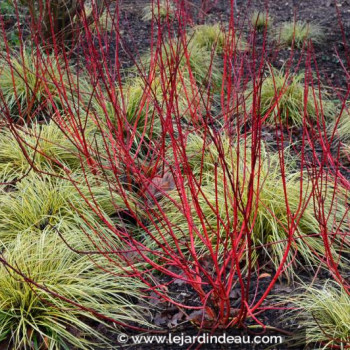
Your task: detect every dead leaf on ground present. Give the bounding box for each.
[167,311,185,328]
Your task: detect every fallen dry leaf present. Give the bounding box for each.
[146,170,176,201]
[258,273,272,279]
[167,311,185,328]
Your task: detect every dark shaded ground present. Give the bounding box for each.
[118,0,350,89]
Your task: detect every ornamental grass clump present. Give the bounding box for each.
[0,171,125,247]
[83,4,115,32]
[0,233,148,350]
[117,77,163,136]
[189,24,248,58]
[92,75,203,140]
[331,104,350,143]
[176,41,222,88]
[138,37,222,90]
[189,24,226,54]
[276,21,325,48]
[0,50,83,122]
[251,10,272,32]
[125,76,203,123]
[247,69,334,127]
[0,122,81,180]
[287,281,350,348]
[142,0,176,21]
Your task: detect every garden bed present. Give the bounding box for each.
[0,0,350,349]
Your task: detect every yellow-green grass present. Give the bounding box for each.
[189,24,226,54]
[0,171,127,249]
[92,74,204,138]
[251,10,272,31]
[142,0,176,21]
[116,77,164,135]
[332,104,350,143]
[83,5,115,32]
[246,69,335,127]
[0,122,83,180]
[0,233,149,349]
[138,38,222,90]
[0,50,89,121]
[287,281,350,348]
[189,23,248,55]
[276,21,325,48]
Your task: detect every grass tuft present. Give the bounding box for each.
[332,104,350,143]
[287,281,350,348]
[190,23,248,54]
[0,50,80,121]
[251,10,272,31]
[276,21,325,48]
[190,24,226,54]
[0,122,81,180]
[138,39,223,92]
[0,171,125,248]
[142,0,175,21]
[247,69,334,127]
[0,233,149,349]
